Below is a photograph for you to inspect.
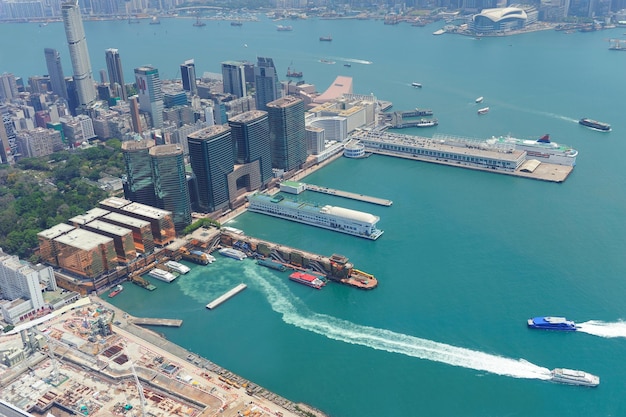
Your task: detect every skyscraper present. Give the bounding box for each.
[228,110,272,186]
[44,48,68,100]
[254,57,282,112]
[105,48,127,101]
[122,139,157,207]
[61,0,96,109]
[150,144,192,231]
[0,73,18,101]
[267,96,307,171]
[129,95,142,134]
[221,61,247,98]
[134,65,164,128]
[187,125,233,213]
[180,59,197,96]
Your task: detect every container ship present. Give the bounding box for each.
[257,258,287,272]
[289,271,326,289]
[527,316,577,331]
[486,134,577,166]
[578,118,611,131]
[108,284,123,298]
[218,247,247,260]
[246,193,384,240]
[165,260,190,274]
[550,368,599,387]
[148,268,177,283]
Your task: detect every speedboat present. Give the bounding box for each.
[527,316,577,331]
[550,368,599,387]
[477,107,489,114]
[475,96,484,103]
[412,82,422,88]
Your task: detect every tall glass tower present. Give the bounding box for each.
[187,125,233,213]
[150,144,192,231]
[134,65,164,129]
[180,59,197,95]
[121,139,157,207]
[221,61,247,98]
[105,48,127,101]
[228,110,272,186]
[44,48,68,100]
[267,96,307,171]
[61,0,96,108]
[254,57,282,112]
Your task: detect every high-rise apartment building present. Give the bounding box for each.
[228,110,272,186]
[254,57,282,112]
[44,48,68,100]
[150,144,192,231]
[187,125,233,213]
[61,0,96,109]
[221,61,247,98]
[134,65,164,128]
[0,73,19,101]
[121,139,156,207]
[267,96,307,171]
[180,59,197,95]
[105,48,128,101]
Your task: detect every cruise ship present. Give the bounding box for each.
[165,261,190,275]
[486,134,578,166]
[218,247,247,260]
[289,271,326,289]
[148,268,177,283]
[527,316,577,331]
[246,193,384,240]
[550,368,600,387]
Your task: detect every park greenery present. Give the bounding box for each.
[0,140,126,262]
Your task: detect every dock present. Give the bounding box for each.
[206,283,247,309]
[129,317,183,327]
[304,184,393,206]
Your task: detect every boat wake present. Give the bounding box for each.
[576,320,626,338]
[333,57,373,65]
[244,265,551,381]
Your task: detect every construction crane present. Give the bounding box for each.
[126,347,147,417]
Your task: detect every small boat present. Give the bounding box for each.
[319,35,332,41]
[289,271,326,289]
[193,17,206,27]
[411,82,422,88]
[550,368,599,387]
[320,59,336,64]
[165,260,190,274]
[286,67,303,78]
[527,316,577,331]
[343,63,352,67]
[148,268,177,282]
[578,118,611,131]
[433,28,446,35]
[477,107,489,114]
[257,258,287,272]
[108,284,123,298]
[149,16,160,24]
[276,25,293,31]
[218,247,247,260]
[475,96,484,103]
[230,21,243,26]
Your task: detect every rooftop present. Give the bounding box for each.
[54,228,113,250]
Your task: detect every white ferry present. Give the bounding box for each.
[246,193,384,240]
[550,368,599,387]
[165,261,190,275]
[218,248,247,260]
[486,134,577,166]
[148,268,177,283]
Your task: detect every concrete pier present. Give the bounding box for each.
[129,317,183,327]
[206,283,247,309]
[304,183,393,206]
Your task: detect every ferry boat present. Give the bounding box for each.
[477,107,489,114]
[475,96,484,103]
[181,249,215,265]
[320,59,336,64]
[219,247,247,260]
[289,271,326,289]
[578,118,611,131]
[414,119,438,128]
[344,63,352,67]
[257,258,287,272]
[230,21,243,26]
[319,35,332,41]
[433,28,446,35]
[486,134,578,166]
[527,316,577,331]
[411,82,422,88]
[246,193,384,240]
[550,368,600,387]
[276,25,293,31]
[108,284,123,298]
[148,268,177,283]
[165,260,190,275]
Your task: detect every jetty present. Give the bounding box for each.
[304,184,393,206]
[129,317,183,327]
[206,283,247,309]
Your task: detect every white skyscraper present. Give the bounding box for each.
[61,0,96,109]
[134,65,164,128]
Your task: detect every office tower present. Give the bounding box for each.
[99,69,107,84]
[180,59,197,95]
[121,139,157,207]
[135,65,163,128]
[129,95,142,134]
[254,57,282,112]
[44,48,68,100]
[266,96,307,171]
[228,110,272,186]
[1,109,17,157]
[105,48,128,100]
[221,61,247,98]
[150,144,192,231]
[61,0,96,109]
[187,125,233,213]
[0,73,19,101]
[0,117,13,164]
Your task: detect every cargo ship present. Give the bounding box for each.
[257,258,287,272]
[108,284,123,298]
[486,134,577,166]
[527,316,577,331]
[148,268,177,282]
[246,193,384,240]
[289,271,326,289]
[578,118,611,131]
[218,247,247,260]
[550,368,599,387]
[165,260,190,274]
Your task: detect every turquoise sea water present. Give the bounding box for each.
[2,17,626,417]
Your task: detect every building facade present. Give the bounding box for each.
[221,61,247,98]
[228,110,273,186]
[121,139,157,207]
[254,57,282,112]
[105,48,127,101]
[134,65,164,128]
[44,48,68,101]
[180,59,197,96]
[267,96,307,171]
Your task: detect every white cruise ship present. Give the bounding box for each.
[148,268,177,283]
[486,134,577,166]
[246,193,384,240]
[165,261,190,274]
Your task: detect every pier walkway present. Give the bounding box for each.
[304,183,393,206]
[129,317,183,327]
[206,283,247,309]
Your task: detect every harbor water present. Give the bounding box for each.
[2,16,626,417]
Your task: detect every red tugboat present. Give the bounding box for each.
[108,284,123,298]
[289,272,326,289]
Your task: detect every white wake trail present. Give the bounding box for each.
[244,266,551,381]
[577,320,626,338]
